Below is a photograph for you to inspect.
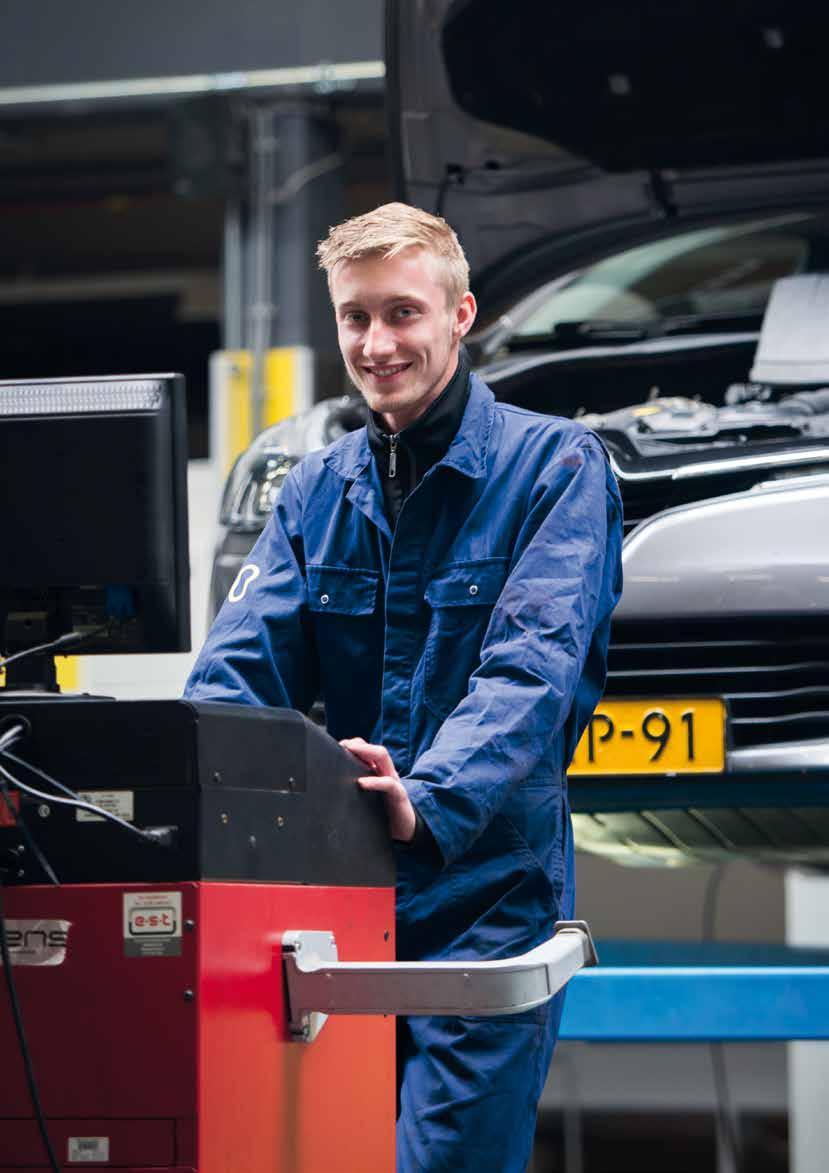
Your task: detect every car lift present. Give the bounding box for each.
[560,940,829,1042]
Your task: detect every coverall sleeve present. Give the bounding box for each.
[405,434,623,867]
[183,466,319,711]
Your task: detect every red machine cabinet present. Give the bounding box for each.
[0,881,396,1172]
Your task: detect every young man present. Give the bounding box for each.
[185,203,623,1171]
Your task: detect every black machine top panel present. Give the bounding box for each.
[0,698,395,888]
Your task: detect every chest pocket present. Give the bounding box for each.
[306,566,382,722]
[423,557,509,720]
[307,565,379,615]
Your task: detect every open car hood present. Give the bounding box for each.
[387,0,829,313]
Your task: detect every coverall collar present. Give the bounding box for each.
[365,350,471,530]
[323,372,495,485]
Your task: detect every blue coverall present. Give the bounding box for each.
[185,373,624,1171]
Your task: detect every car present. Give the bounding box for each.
[210,0,829,867]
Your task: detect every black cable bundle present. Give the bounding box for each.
[0,748,174,847]
[0,624,109,673]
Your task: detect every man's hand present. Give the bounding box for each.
[339,737,416,843]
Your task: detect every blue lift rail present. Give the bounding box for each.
[559,942,829,1041]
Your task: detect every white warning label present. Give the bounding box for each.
[123,891,182,957]
[0,920,71,967]
[68,1136,110,1162]
[76,790,134,823]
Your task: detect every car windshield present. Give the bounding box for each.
[509,211,828,340]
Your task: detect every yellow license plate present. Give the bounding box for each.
[568,698,726,776]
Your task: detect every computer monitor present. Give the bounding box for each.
[0,374,190,690]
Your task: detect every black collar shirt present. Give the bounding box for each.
[366,349,471,530]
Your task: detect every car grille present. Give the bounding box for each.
[617,472,761,537]
[616,457,829,536]
[617,479,672,534]
[607,619,829,750]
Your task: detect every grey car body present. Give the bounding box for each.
[210,1,829,865]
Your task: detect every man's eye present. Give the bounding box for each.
[344,312,366,324]
[393,306,417,320]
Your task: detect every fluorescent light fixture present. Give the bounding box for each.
[0,378,166,416]
[0,60,385,109]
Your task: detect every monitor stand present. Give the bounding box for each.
[3,651,59,693]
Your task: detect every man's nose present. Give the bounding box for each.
[362,319,395,359]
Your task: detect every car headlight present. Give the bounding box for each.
[220,447,301,531]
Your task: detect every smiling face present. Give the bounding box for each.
[330,245,477,433]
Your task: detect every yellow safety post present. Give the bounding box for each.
[209,346,313,476]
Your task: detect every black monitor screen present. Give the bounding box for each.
[1,374,190,664]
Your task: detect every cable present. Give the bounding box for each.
[0,723,27,753]
[702,864,742,1173]
[0,753,171,846]
[0,881,60,1172]
[1,748,92,804]
[0,624,109,671]
[0,779,59,886]
[0,726,59,884]
[701,863,725,941]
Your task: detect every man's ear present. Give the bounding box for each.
[454,291,477,340]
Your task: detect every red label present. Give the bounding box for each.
[128,907,177,936]
[0,790,20,827]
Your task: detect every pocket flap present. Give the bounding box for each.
[425,558,509,608]
[307,565,379,615]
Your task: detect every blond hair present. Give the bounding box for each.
[317,202,470,306]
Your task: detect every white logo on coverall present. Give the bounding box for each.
[228,563,261,602]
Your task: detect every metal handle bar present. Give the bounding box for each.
[282,920,597,1041]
